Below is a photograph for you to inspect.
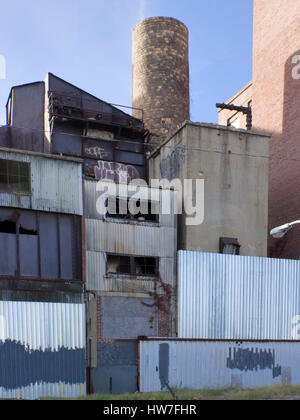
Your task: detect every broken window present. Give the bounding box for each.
[0,220,17,234]
[135,257,157,276]
[106,254,158,277]
[220,237,241,255]
[106,197,159,223]
[107,255,132,275]
[0,159,31,194]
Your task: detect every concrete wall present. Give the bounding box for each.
[149,122,270,257]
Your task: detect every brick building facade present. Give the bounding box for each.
[219,0,300,259]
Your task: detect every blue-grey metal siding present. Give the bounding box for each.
[0,301,86,399]
[139,339,300,392]
[178,251,300,340]
[91,341,138,395]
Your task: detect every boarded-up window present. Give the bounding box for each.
[19,211,38,277]
[0,208,81,281]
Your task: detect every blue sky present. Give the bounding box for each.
[0,0,253,125]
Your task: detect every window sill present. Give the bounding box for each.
[105,217,159,227]
[0,190,32,197]
[105,274,158,281]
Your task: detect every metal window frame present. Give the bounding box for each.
[219,237,241,255]
[0,159,32,196]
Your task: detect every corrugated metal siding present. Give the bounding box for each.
[0,151,83,215]
[139,340,300,392]
[84,179,177,229]
[178,251,300,340]
[86,251,174,293]
[0,301,86,400]
[86,219,176,258]
[85,179,177,294]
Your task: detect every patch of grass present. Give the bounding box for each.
[57,385,300,401]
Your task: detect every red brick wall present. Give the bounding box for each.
[253,0,300,259]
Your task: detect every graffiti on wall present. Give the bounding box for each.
[160,145,186,180]
[85,160,142,183]
[84,146,111,160]
[227,348,282,379]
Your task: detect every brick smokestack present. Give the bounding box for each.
[132,17,190,142]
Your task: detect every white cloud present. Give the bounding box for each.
[0,55,6,80]
[139,0,147,21]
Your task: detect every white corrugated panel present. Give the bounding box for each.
[0,151,83,215]
[178,251,300,340]
[86,219,176,258]
[140,339,300,392]
[0,301,86,400]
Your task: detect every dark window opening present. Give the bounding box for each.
[106,198,159,223]
[0,220,16,234]
[135,257,157,276]
[0,159,31,194]
[19,226,38,236]
[107,255,131,275]
[107,254,158,277]
[220,237,241,255]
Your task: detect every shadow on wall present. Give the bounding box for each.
[269,50,300,259]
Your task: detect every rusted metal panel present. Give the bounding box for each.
[0,301,86,399]
[84,180,177,295]
[0,149,83,215]
[178,251,300,340]
[47,73,144,132]
[139,339,300,392]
